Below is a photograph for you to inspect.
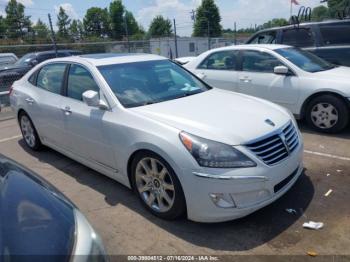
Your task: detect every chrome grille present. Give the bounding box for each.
[245,121,299,166]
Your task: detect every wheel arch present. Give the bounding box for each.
[300,91,349,119]
[17,108,27,121]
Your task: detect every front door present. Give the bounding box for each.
[61,64,117,171]
[238,50,299,111]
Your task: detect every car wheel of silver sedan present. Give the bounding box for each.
[131,152,186,220]
[306,94,349,133]
[19,112,42,150]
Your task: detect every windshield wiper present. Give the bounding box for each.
[176,90,203,99]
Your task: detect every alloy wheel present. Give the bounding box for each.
[20,115,36,148]
[135,157,175,213]
[310,103,339,129]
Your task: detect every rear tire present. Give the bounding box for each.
[305,95,349,133]
[19,112,42,151]
[131,151,186,220]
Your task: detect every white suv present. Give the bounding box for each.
[10,53,303,222]
[184,44,350,133]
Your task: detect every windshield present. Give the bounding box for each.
[98,60,210,108]
[15,53,35,65]
[275,47,335,73]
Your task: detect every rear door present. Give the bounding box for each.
[61,63,117,172]
[193,50,239,92]
[25,63,68,146]
[237,50,299,111]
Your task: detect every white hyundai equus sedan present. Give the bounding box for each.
[184,44,350,133]
[10,53,303,223]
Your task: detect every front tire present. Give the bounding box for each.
[305,95,349,133]
[19,112,42,150]
[131,151,186,220]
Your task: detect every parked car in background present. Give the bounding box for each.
[10,53,303,223]
[0,53,18,67]
[0,154,107,260]
[0,50,82,91]
[184,44,350,133]
[246,20,350,67]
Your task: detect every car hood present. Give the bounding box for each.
[131,89,291,145]
[0,156,75,259]
[312,66,350,81]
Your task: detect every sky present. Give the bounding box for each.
[0,0,326,36]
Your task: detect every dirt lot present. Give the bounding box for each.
[0,118,349,258]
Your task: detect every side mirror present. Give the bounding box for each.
[274,66,289,75]
[82,90,109,110]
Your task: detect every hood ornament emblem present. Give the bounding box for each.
[265,119,275,127]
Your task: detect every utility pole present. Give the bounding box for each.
[234,22,237,45]
[190,10,196,22]
[173,19,178,58]
[48,13,58,57]
[124,14,130,53]
[207,19,210,50]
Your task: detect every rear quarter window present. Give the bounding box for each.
[319,23,350,45]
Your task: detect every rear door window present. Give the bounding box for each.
[36,63,67,94]
[319,23,350,45]
[198,51,239,70]
[249,31,277,44]
[282,28,315,47]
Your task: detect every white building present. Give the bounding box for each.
[150,37,234,58]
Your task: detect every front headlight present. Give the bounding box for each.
[179,132,256,168]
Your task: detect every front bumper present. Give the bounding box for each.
[180,142,304,223]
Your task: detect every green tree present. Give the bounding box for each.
[109,0,125,40]
[261,18,289,29]
[312,6,329,21]
[83,7,110,38]
[125,10,140,36]
[70,19,84,40]
[328,0,350,18]
[148,15,172,37]
[57,6,71,38]
[5,0,31,39]
[193,0,222,37]
[0,16,6,38]
[32,19,49,39]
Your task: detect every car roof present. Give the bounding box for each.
[0,53,17,57]
[209,44,290,52]
[24,50,79,56]
[256,19,350,32]
[48,53,167,66]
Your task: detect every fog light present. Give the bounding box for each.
[209,193,236,208]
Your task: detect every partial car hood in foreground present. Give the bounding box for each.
[313,66,350,81]
[131,89,290,145]
[0,156,75,260]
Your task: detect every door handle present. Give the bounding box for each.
[25,98,34,105]
[61,106,72,115]
[239,77,252,83]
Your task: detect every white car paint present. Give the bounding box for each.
[10,53,303,222]
[184,44,350,119]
